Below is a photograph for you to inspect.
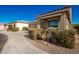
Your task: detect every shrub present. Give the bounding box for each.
[51,30,75,49]
[7,25,13,31]
[73,24,79,34]
[28,28,43,40]
[12,27,19,32]
[37,33,42,40]
[7,25,19,32]
[41,30,46,35]
[62,30,75,48]
[28,30,35,40]
[23,27,28,31]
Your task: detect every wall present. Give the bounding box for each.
[0,24,4,30]
[15,22,29,30]
[58,12,71,30]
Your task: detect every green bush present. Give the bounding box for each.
[51,30,75,49]
[12,27,19,32]
[7,25,19,32]
[23,27,28,31]
[37,33,42,40]
[28,28,44,40]
[41,30,46,35]
[28,30,35,40]
[7,25,13,31]
[73,24,79,34]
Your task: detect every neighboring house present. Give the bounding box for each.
[6,20,29,30]
[36,7,73,30]
[29,20,40,29]
[0,23,5,30]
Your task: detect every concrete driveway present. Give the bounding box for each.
[0,31,47,54]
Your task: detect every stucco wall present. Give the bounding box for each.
[58,12,71,30]
[0,24,4,30]
[15,23,29,30]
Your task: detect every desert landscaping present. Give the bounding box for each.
[0,6,79,54]
[0,30,78,54]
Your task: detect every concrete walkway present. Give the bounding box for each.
[0,31,47,54]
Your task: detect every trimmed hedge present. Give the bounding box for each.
[51,30,75,49]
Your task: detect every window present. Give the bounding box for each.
[40,20,46,28]
[48,19,59,27]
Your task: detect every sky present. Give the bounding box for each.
[0,5,79,24]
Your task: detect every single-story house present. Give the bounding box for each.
[6,20,29,30]
[36,7,73,30]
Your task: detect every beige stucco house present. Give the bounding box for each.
[6,20,29,30]
[36,7,73,30]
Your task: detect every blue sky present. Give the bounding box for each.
[0,5,79,24]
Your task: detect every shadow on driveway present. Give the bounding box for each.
[0,33,8,53]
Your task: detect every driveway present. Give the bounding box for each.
[0,31,47,54]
